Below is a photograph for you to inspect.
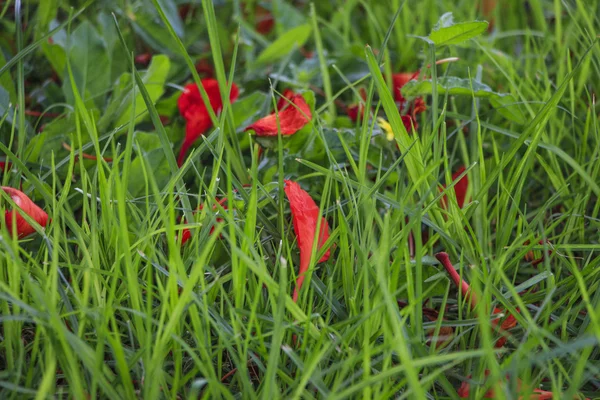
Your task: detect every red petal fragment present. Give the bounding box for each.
[255,5,274,35]
[134,53,152,66]
[2,187,49,238]
[347,88,368,123]
[441,166,469,209]
[179,197,228,246]
[195,59,214,78]
[276,89,296,111]
[177,79,240,166]
[392,71,419,104]
[452,166,469,208]
[411,97,427,117]
[246,94,312,136]
[492,307,519,330]
[177,115,213,167]
[402,115,416,133]
[284,180,331,302]
[457,371,497,399]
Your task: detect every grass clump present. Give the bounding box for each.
[0,0,599,398]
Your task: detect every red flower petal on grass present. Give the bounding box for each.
[177,79,239,166]
[436,252,520,348]
[2,187,49,238]
[179,197,228,246]
[246,93,312,136]
[392,72,419,104]
[276,89,296,111]
[441,166,469,209]
[392,72,426,132]
[402,115,417,133]
[284,180,330,302]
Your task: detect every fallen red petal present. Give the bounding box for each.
[177,79,240,166]
[284,180,331,302]
[276,89,296,111]
[392,71,419,104]
[2,187,49,238]
[246,94,312,136]
[441,166,469,209]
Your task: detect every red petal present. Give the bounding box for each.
[177,80,240,166]
[452,166,469,208]
[402,115,416,133]
[412,97,427,116]
[2,187,49,238]
[255,6,274,35]
[179,197,228,246]
[458,371,496,398]
[246,94,312,136]
[441,166,469,209]
[347,104,361,122]
[276,89,296,111]
[178,115,213,167]
[195,59,214,78]
[392,72,419,103]
[134,53,152,66]
[347,88,368,123]
[284,180,330,302]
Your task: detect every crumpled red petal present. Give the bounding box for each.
[246,93,312,136]
[284,180,330,302]
[177,79,239,166]
[2,187,49,238]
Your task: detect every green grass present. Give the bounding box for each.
[0,0,600,398]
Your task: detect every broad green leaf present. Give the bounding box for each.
[127,148,171,197]
[255,24,312,65]
[402,77,525,124]
[97,12,130,84]
[113,55,171,128]
[129,11,180,55]
[42,41,67,78]
[23,114,84,167]
[429,12,488,47]
[133,131,163,154]
[62,21,111,107]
